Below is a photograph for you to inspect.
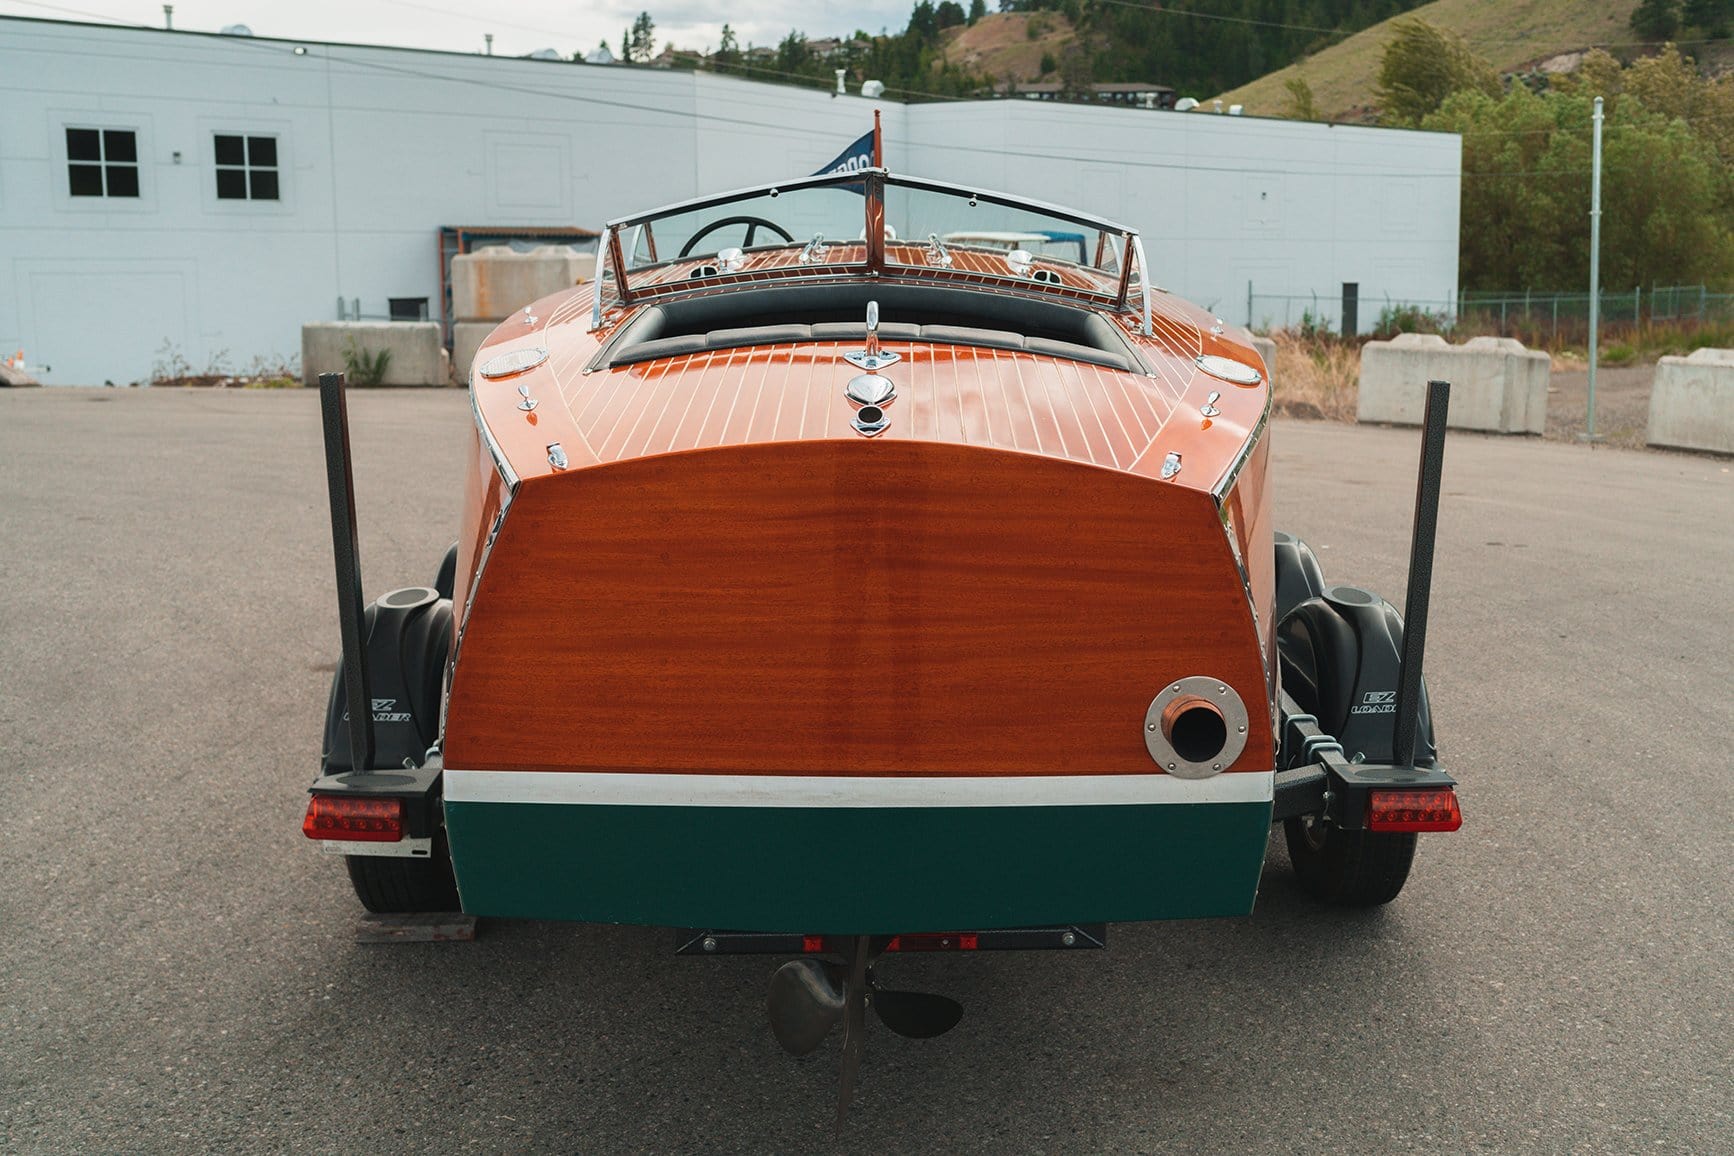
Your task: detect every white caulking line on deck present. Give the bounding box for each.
[660,348,718,455]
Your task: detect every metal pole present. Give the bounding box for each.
[318,371,374,771]
[1585,96,1604,442]
[1393,379,1452,769]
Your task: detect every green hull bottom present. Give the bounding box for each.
[446,798,1273,932]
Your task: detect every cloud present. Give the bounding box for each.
[0,0,917,57]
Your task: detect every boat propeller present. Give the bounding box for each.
[766,935,964,1124]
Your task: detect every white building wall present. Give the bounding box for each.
[901,100,1461,329]
[0,16,1460,385]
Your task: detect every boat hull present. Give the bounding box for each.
[441,436,1277,931]
[444,771,1273,931]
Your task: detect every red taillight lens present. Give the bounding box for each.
[302,794,404,842]
[883,933,979,953]
[1367,787,1462,832]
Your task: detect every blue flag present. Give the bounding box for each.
[814,130,875,179]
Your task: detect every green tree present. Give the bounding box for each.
[1375,19,1501,126]
[1631,0,1681,40]
[1284,76,1321,121]
[629,11,656,63]
[1058,41,1093,97]
[716,23,739,64]
[1684,0,1733,37]
[777,31,811,72]
[1425,82,1734,290]
[968,0,988,26]
[908,1,939,41]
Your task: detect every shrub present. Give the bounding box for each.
[342,341,392,387]
[1373,303,1453,340]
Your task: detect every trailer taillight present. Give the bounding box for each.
[302,795,404,842]
[1367,787,1462,833]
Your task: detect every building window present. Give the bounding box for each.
[214,134,279,201]
[67,128,139,198]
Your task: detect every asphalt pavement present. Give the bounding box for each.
[2,388,1729,1154]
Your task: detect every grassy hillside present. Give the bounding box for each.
[941,12,1077,84]
[1210,0,1641,120]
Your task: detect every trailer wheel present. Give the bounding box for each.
[1283,814,1415,906]
[345,833,460,913]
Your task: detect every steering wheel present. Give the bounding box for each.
[678,215,795,257]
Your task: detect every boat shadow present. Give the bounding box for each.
[300,825,1460,1147]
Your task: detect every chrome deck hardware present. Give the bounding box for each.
[1195,354,1263,387]
[799,233,831,264]
[844,300,901,371]
[851,404,890,437]
[1161,451,1183,480]
[478,347,549,380]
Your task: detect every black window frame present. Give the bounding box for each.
[66,127,140,199]
[213,133,281,202]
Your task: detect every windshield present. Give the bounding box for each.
[623,184,870,275]
[883,183,1118,277]
[598,170,1138,313]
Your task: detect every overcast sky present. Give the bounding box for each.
[1,0,921,57]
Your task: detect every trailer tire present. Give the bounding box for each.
[317,578,459,914]
[345,833,461,913]
[1283,815,1416,906]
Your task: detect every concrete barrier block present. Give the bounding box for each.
[451,320,501,385]
[1249,336,1276,383]
[1358,333,1548,434]
[301,322,448,386]
[451,245,594,322]
[1647,347,1734,455]
[1,361,42,387]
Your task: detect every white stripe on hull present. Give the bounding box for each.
[444,769,1274,808]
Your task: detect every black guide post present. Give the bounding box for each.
[318,371,374,771]
[1392,379,1451,768]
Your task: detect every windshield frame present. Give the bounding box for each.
[595,169,1146,323]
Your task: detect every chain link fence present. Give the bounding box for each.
[1246,283,1734,344]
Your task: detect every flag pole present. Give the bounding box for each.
[873,109,883,168]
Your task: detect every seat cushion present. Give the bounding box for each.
[919,325,1026,352]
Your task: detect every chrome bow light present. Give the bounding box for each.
[1195,354,1263,387]
[478,347,549,380]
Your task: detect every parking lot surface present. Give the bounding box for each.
[2,388,1729,1153]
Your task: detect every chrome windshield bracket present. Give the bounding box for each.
[1132,234,1154,337]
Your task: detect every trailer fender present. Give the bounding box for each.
[319,586,452,773]
[1276,586,1436,767]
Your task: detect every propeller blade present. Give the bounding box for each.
[871,988,964,1040]
[835,935,871,1130]
[766,958,845,1057]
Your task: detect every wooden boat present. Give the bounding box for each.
[303,166,1461,1075]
